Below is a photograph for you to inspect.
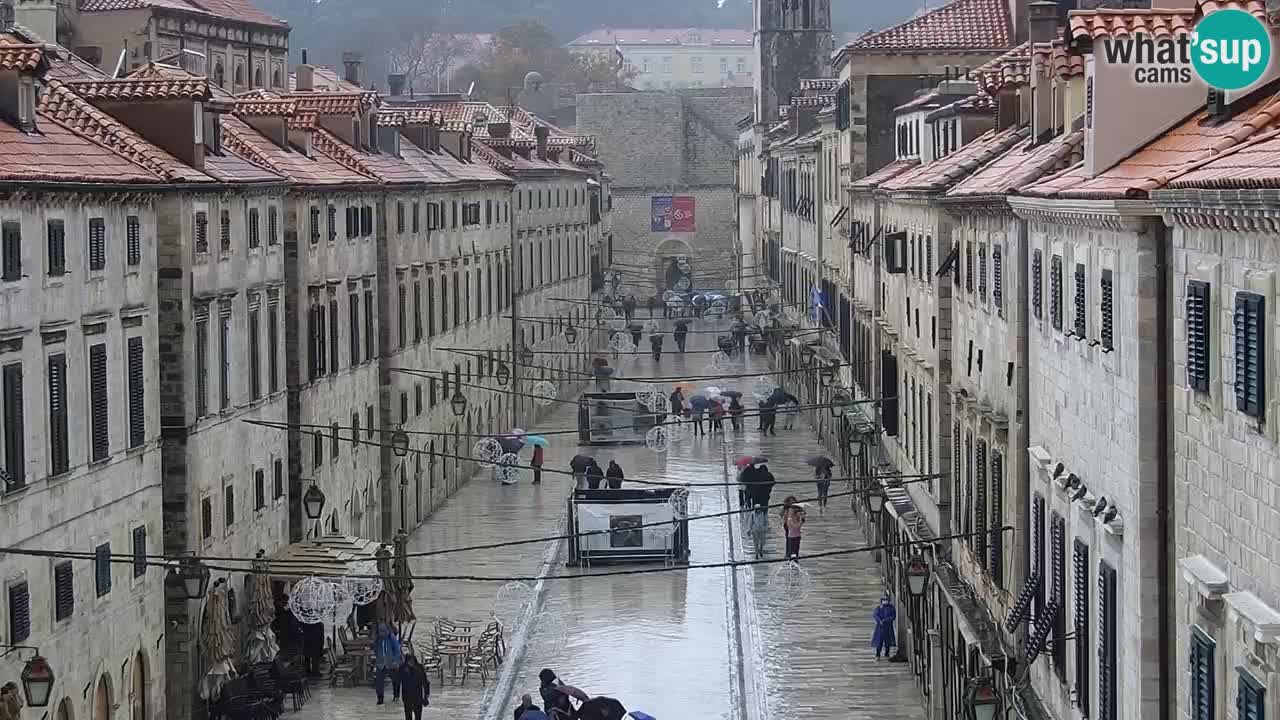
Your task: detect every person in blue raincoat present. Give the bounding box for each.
[373,622,403,704]
[872,594,897,660]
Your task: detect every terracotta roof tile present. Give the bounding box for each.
[77,0,286,28]
[851,159,920,191]
[1023,91,1280,198]
[69,77,211,101]
[1032,40,1085,79]
[1161,128,1280,188]
[0,108,162,184]
[287,112,317,130]
[0,42,45,72]
[290,92,369,117]
[289,66,362,93]
[846,0,1012,52]
[947,130,1084,198]
[926,93,998,121]
[883,125,1029,193]
[203,151,284,184]
[800,78,839,91]
[38,79,212,183]
[1067,8,1195,43]
[221,115,373,186]
[234,97,298,117]
[896,90,947,113]
[971,42,1031,93]
[375,109,442,127]
[1196,0,1267,21]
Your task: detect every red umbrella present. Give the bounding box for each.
[734,456,754,469]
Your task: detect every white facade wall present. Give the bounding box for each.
[0,195,166,720]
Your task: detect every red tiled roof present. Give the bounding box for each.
[925,93,998,121]
[0,42,45,72]
[290,92,369,116]
[375,109,442,127]
[1022,91,1280,199]
[947,130,1084,198]
[77,0,286,28]
[1162,128,1280,188]
[971,42,1030,93]
[203,151,284,184]
[69,77,211,101]
[1196,0,1267,21]
[1067,9,1195,42]
[38,79,212,183]
[883,125,1029,192]
[800,78,839,91]
[1032,41,1085,79]
[568,28,753,46]
[234,97,298,117]
[845,0,1012,52]
[221,115,373,186]
[896,91,946,113]
[0,107,161,185]
[851,159,920,191]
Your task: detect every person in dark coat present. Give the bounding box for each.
[747,464,776,508]
[605,460,625,489]
[872,594,898,659]
[669,387,685,420]
[649,333,664,361]
[395,654,430,720]
[301,617,325,676]
[622,295,636,321]
[629,326,642,347]
[538,669,574,720]
[570,455,590,489]
[673,324,688,352]
[728,396,744,432]
[759,402,778,436]
[585,461,604,490]
[647,296,658,317]
[577,399,591,442]
[815,463,832,512]
[514,694,544,720]
[531,444,545,485]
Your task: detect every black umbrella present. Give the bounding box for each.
[577,697,628,720]
[498,436,524,454]
[721,390,743,399]
[674,320,690,329]
[627,322,643,332]
[570,454,593,472]
[752,455,769,464]
[806,456,834,469]
[767,387,787,405]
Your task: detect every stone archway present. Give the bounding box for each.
[653,237,695,296]
[130,652,148,720]
[93,674,113,720]
[56,698,74,720]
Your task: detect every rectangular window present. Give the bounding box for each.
[247,207,260,249]
[87,217,106,270]
[94,542,111,597]
[248,307,261,401]
[366,405,374,439]
[1032,493,1046,619]
[0,363,22,488]
[1237,670,1265,720]
[989,452,1003,587]
[268,302,279,393]
[89,343,108,461]
[132,525,146,578]
[965,241,974,292]
[309,206,320,245]
[364,289,375,360]
[254,468,265,509]
[127,336,145,448]
[1234,292,1266,419]
[219,209,231,253]
[412,202,420,233]
[992,244,1003,311]
[331,423,339,460]
[224,482,235,527]
[1098,560,1118,720]
[53,561,73,621]
[196,211,210,253]
[47,353,68,476]
[267,206,279,245]
[2,221,22,281]
[1032,249,1043,320]
[415,384,423,415]
[978,244,987,299]
[975,440,988,561]
[273,458,283,499]
[46,219,65,275]
[201,496,212,539]
[396,201,405,234]
[349,293,361,364]
[126,215,141,266]
[360,206,373,236]
[414,281,423,342]
[1187,281,1211,392]
[452,272,460,327]
[328,298,339,372]
[1050,254,1063,330]
[1074,263,1087,336]
[313,430,323,468]
[398,283,407,349]
[332,205,342,241]
[1051,512,1067,678]
[219,307,231,410]
[1075,539,1092,717]
[400,392,408,424]
[6,581,29,643]
[1100,268,1114,350]
[196,317,209,416]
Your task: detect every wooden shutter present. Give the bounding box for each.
[46,219,65,275]
[1187,281,1211,392]
[1032,249,1043,320]
[268,300,279,393]
[247,207,259,248]
[127,336,145,448]
[89,343,108,460]
[1074,539,1091,717]
[963,432,974,543]
[1100,269,1114,350]
[1074,263,1087,336]
[88,217,106,270]
[364,289,374,359]
[53,561,73,621]
[248,307,261,400]
[1099,560,1118,720]
[328,298,339,371]
[966,240,975,292]
[349,293,360,364]
[1,221,21,281]
[196,211,209,253]
[975,440,988,561]
[361,206,373,236]
[398,283,407,348]
[978,244,987,298]
[1033,494,1046,618]
[1234,292,1266,419]
[992,244,1003,311]
[316,302,327,376]
[1,363,22,486]
[254,468,265,509]
[1052,512,1067,677]
[267,206,278,245]
[132,525,147,577]
[94,542,111,597]
[1189,627,1214,720]
[414,281,423,342]
[1237,670,1265,720]
[989,452,1004,587]
[219,209,231,252]
[126,215,141,266]
[953,422,961,528]
[7,581,30,642]
[1051,255,1063,330]
[47,353,68,475]
[880,351,899,436]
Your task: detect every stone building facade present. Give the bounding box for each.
[753,0,832,123]
[568,28,755,91]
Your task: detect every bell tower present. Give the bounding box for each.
[754,0,833,123]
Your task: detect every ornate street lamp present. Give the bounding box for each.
[964,676,999,720]
[906,556,931,597]
[564,324,578,345]
[829,387,853,419]
[866,484,886,518]
[302,482,326,521]
[450,387,468,418]
[391,426,410,457]
[171,555,212,600]
[21,655,55,707]
[495,360,511,387]
[519,344,535,368]
[819,362,837,385]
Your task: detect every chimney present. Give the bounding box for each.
[996,89,1020,130]
[387,73,406,97]
[13,0,57,44]
[341,51,363,88]
[534,125,549,160]
[296,63,315,92]
[461,130,472,161]
[1028,1,1059,43]
[0,65,40,132]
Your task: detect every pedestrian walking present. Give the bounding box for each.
[531,444,544,485]
[585,460,604,490]
[872,594,898,660]
[709,398,725,434]
[691,406,705,436]
[749,504,769,558]
[673,324,688,352]
[514,694,546,720]
[539,669,574,720]
[650,333,664,362]
[746,464,776,509]
[569,455,590,490]
[815,464,832,512]
[394,653,430,720]
[782,391,801,430]
[669,387,685,419]
[373,622,403,705]
[623,294,636,321]
[759,402,778,436]
[605,460,625,489]
[647,295,658,317]
[728,396,744,432]
[780,496,805,561]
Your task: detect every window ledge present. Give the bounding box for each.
[1224,591,1280,644]
[1179,554,1229,600]
[88,457,113,469]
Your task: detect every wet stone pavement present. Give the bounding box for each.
[290,323,924,720]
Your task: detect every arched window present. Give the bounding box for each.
[213,60,225,87]
[131,651,148,720]
[253,67,263,87]
[234,62,244,86]
[271,68,282,88]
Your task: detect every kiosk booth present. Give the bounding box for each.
[576,391,658,446]
[567,487,690,566]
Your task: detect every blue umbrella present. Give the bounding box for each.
[526,436,549,448]
[688,394,710,410]
[629,713,657,720]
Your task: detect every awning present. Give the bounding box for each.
[267,534,382,580]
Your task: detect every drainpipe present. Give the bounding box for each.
[1155,218,1172,720]
[509,185,521,429]
[814,142,825,437]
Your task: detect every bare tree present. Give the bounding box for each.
[388,29,483,93]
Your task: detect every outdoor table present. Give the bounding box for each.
[435,641,472,683]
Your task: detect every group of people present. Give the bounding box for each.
[569,456,627,490]
[667,387,746,436]
[736,461,805,561]
[372,623,432,719]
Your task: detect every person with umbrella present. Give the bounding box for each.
[872,594,898,660]
[373,622,403,705]
[781,390,801,430]
[709,397,726,434]
[531,443,545,485]
[570,454,592,490]
[807,456,834,513]
[725,391,745,432]
[649,332,664,362]
[395,652,430,719]
[780,495,806,561]
[673,321,688,352]
[748,460,776,509]
[585,460,605,490]
[689,396,707,436]
[668,386,685,423]
[605,460,625,489]
[758,400,777,436]
[734,457,755,507]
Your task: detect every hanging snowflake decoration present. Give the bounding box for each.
[343,560,383,606]
[531,381,558,406]
[662,290,682,304]
[764,561,814,605]
[645,425,671,454]
[674,276,691,291]
[288,576,337,625]
[667,487,702,519]
[496,453,522,484]
[638,388,667,412]
[473,437,504,465]
[530,611,568,649]
[752,375,778,401]
[324,580,355,626]
[666,419,690,445]
[609,333,636,353]
[492,581,534,628]
[754,310,773,327]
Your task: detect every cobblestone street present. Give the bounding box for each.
[290,324,924,720]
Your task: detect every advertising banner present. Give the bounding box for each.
[651,195,696,232]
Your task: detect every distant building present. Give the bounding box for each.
[568,28,754,91]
